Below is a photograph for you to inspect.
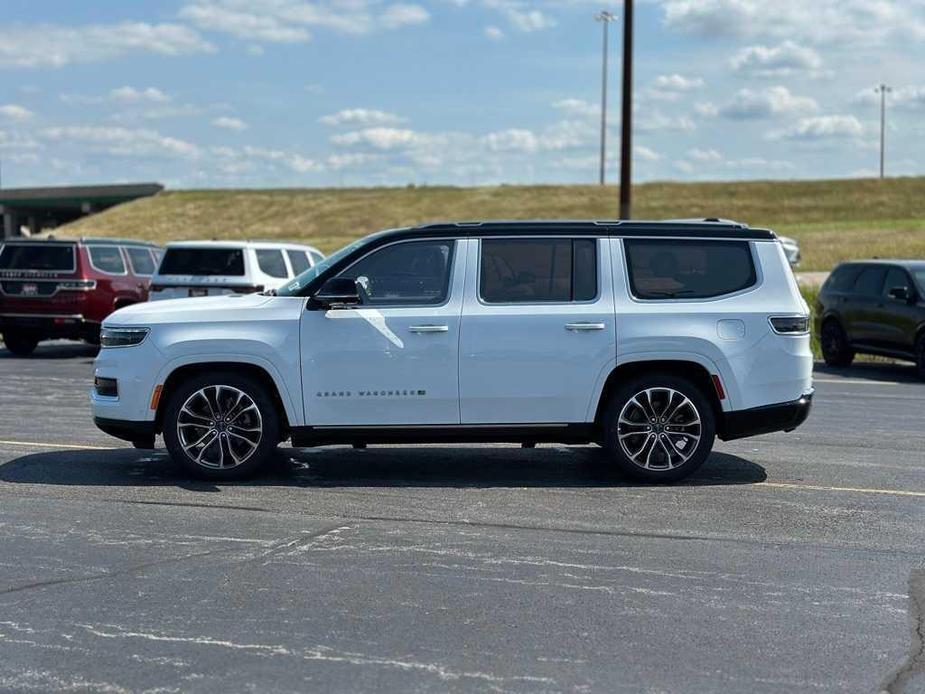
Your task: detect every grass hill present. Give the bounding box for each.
[60,177,925,271]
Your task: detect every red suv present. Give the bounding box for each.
[0,237,162,356]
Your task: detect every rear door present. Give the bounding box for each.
[843,266,886,344]
[459,235,615,424]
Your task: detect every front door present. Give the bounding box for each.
[459,236,615,424]
[300,238,465,426]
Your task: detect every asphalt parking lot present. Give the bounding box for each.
[0,343,923,693]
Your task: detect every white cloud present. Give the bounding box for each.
[634,145,661,162]
[212,116,248,131]
[110,86,171,104]
[769,115,865,140]
[0,104,33,122]
[854,85,925,111]
[0,22,213,69]
[326,152,382,170]
[41,126,200,158]
[319,108,405,127]
[718,86,817,120]
[484,25,505,41]
[730,41,822,77]
[694,102,718,117]
[242,145,322,172]
[552,98,597,118]
[647,74,705,101]
[180,0,429,42]
[331,127,422,150]
[482,128,540,153]
[688,147,722,162]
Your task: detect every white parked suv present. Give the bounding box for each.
[149,240,324,300]
[91,220,813,482]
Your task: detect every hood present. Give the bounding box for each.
[105,293,279,327]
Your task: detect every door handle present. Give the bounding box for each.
[565,322,606,331]
[409,325,449,333]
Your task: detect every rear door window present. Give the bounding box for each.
[125,247,156,276]
[286,250,311,275]
[624,239,756,300]
[0,244,75,271]
[480,238,598,304]
[88,246,126,275]
[853,267,886,297]
[158,248,245,276]
[256,249,288,278]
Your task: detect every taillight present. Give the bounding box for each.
[769,315,809,334]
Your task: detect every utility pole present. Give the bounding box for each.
[875,84,892,179]
[595,11,616,186]
[619,0,633,219]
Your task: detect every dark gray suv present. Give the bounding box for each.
[814,260,925,377]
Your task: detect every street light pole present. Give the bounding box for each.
[875,83,892,179]
[595,11,616,186]
[619,0,633,219]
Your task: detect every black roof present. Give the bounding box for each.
[836,259,925,269]
[405,219,776,240]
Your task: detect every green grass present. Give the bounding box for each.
[59,177,925,271]
[800,284,822,358]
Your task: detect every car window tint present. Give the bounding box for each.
[126,247,156,275]
[255,249,288,278]
[338,240,454,306]
[853,267,886,297]
[159,248,245,276]
[883,268,910,297]
[286,249,311,275]
[309,250,325,266]
[480,238,598,303]
[826,265,861,292]
[0,244,75,270]
[89,246,126,274]
[624,239,756,300]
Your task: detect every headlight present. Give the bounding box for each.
[100,327,150,348]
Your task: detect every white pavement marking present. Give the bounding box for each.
[758,481,925,498]
[0,439,114,451]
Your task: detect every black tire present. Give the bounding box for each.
[601,373,716,483]
[2,332,39,357]
[915,332,925,381]
[162,371,281,480]
[821,319,854,367]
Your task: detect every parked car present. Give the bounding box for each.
[778,235,801,267]
[814,260,925,377]
[91,219,813,482]
[0,237,161,356]
[149,241,324,301]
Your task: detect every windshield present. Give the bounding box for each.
[913,268,925,295]
[0,243,76,271]
[275,229,396,297]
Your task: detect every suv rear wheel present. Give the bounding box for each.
[602,373,716,483]
[163,371,280,480]
[2,332,39,357]
[821,320,854,367]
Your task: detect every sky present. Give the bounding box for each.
[1,0,923,189]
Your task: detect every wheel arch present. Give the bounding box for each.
[592,359,725,429]
[155,361,293,435]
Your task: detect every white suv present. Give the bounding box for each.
[149,240,324,300]
[91,220,813,482]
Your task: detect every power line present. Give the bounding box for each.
[595,11,616,186]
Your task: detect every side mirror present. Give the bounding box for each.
[314,277,360,309]
[888,286,912,303]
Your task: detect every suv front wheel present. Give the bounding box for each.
[163,371,280,480]
[602,374,716,482]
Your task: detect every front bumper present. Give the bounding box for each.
[93,417,157,447]
[0,313,98,339]
[719,389,813,441]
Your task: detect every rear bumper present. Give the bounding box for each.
[719,389,813,441]
[93,416,157,446]
[0,313,98,339]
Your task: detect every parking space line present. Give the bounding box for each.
[0,439,114,451]
[758,481,925,498]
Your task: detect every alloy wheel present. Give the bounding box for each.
[177,385,263,469]
[616,387,702,470]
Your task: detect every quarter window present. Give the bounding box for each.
[825,265,862,292]
[255,249,288,278]
[480,238,598,304]
[287,250,311,275]
[337,239,454,306]
[88,246,126,275]
[624,239,756,300]
[126,247,156,276]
